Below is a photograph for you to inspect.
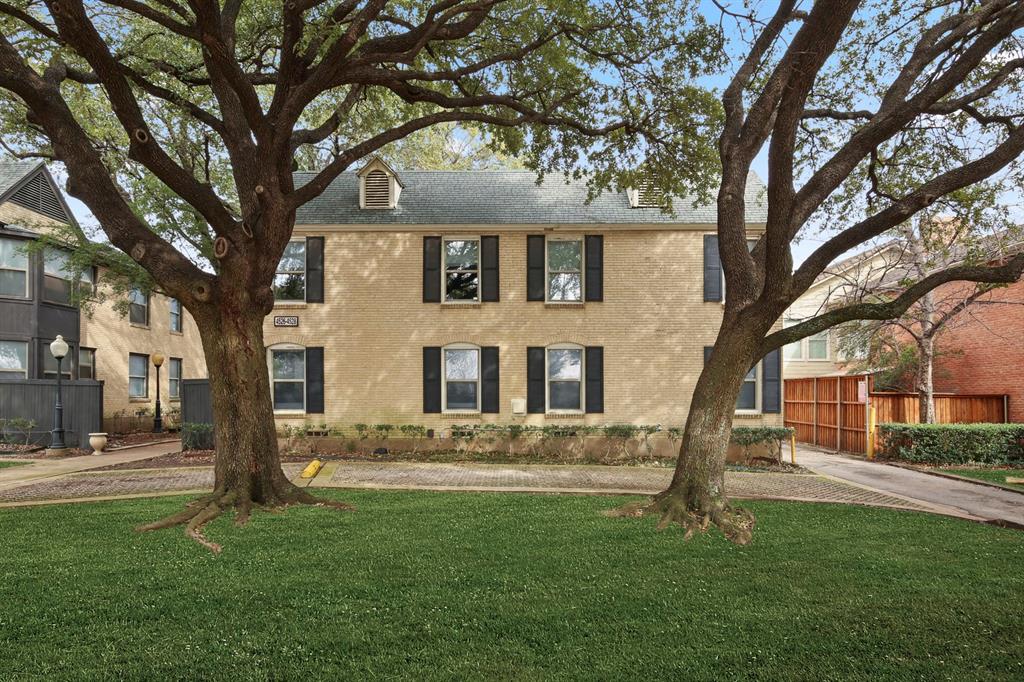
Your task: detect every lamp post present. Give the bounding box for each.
[49,335,69,451]
[152,353,164,433]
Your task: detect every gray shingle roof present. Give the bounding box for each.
[0,160,43,199]
[294,170,767,225]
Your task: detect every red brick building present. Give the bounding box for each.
[931,277,1024,422]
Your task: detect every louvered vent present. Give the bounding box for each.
[363,169,391,208]
[632,177,664,208]
[9,172,67,222]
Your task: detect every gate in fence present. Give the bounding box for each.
[783,374,1008,455]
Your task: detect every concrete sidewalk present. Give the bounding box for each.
[0,440,181,493]
[798,448,1024,526]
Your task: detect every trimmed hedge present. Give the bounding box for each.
[181,422,215,451]
[877,423,1024,465]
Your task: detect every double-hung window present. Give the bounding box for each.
[168,357,182,400]
[0,340,28,379]
[443,238,479,301]
[169,298,182,333]
[0,238,28,298]
[546,238,583,302]
[547,345,583,411]
[737,364,758,411]
[78,347,95,380]
[443,345,480,411]
[43,249,90,305]
[129,353,148,398]
[783,318,830,361]
[270,347,305,411]
[274,241,306,302]
[129,288,149,326]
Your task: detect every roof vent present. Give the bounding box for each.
[627,176,665,209]
[10,171,68,222]
[357,156,403,209]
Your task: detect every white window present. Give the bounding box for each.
[43,248,91,305]
[274,241,306,301]
[129,288,149,326]
[169,298,182,333]
[129,353,148,398]
[269,346,305,411]
[783,318,830,361]
[0,341,28,379]
[546,344,584,412]
[0,238,28,298]
[737,363,759,412]
[546,238,583,302]
[42,340,73,379]
[168,357,182,400]
[79,348,95,380]
[443,345,480,411]
[443,238,479,302]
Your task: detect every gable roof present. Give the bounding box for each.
[294,170,768,226]
[0,160,77,227]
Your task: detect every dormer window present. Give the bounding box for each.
[357,156,403,209]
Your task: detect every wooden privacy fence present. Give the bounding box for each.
[784,374,1008,454]
[0,379,104,449]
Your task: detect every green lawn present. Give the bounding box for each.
[0,460,30,469]
[933,467,1024,492]
[1,492,1022,681]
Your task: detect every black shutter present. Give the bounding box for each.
[481,346,500,413]
[305,237,324,303]
[585,346,604,413]
[704,234,722,302]
[423,236,441,303]
[305,347,324,413]
[762,348,782,414]
[527,346,545,413]
[527,235,545,301]
[585,235,603,302]
[423,347,442,413]
[481,236,500,302]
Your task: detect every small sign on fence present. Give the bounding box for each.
[857,380,868,403]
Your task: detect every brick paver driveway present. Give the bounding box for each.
[0,460,932,512]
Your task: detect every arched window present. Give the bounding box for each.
[442,343,480,412]
[546,343,584,413]
[267,343,306,412]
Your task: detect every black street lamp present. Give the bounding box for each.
[49,335,69,450]
[152,353,164,433]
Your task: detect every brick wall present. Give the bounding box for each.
[931,277,1024,422]
[263,227,783,430]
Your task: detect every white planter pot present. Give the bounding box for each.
[89,433,108,454]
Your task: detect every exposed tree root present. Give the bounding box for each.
[605,489,755,545]
[136,484,354,553]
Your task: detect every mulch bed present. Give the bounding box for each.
[106,432,180,448]
[14,447,91,459]
[0,444,44,456]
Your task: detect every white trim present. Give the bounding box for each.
[128,288,149,327]
[441,343,481,413]
[268,343,306,414]
[735,361,762,415]
[0,236,30,300]
[441,236,481,303]
[782,318,832,362]
[128,352,149,399]
[169,298,183,334]
[0,340,29,379]
[544,236,584,303]
[545,343,585,414]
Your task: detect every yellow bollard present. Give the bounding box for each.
[790,432,796,464]
[866,405,877,460]
[300,459,323,479]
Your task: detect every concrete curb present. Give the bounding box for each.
[885,461,1024,496]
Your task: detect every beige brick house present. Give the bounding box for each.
[263,157,782,431]
[0,160,206,418]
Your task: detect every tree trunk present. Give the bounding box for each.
[136,296,350,550]
[917,336,936,424]
[610,326,759,544]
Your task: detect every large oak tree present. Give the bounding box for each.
[0,0,719,546]
[619,0,1024,543]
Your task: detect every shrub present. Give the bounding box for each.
[181,422,215,451]
[730,426,793,447]
[877,423,1024,465]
